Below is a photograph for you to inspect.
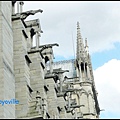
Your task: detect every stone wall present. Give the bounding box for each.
[0,1,100,119]
[0,1,15,118]
[12,19,31,118]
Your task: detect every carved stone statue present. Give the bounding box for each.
[20,9,43,20]
[12,9,43,20]
[40,43,59,53]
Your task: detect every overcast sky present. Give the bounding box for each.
[21,1,120,118]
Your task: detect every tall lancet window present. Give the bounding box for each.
[81,62,84,79]
[30,28,36,48]
[85,62,88,79]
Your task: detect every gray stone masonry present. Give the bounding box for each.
[0,1,15,118]
[0,1,100,119]
[12,18,31,118]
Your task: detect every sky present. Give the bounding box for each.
[20,1,120,118]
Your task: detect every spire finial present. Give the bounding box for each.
[85,38,88,47]
[77,21,80,29]
[76,21,84,59]
[85,38,89,55]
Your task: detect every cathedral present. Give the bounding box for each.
[0,1,100,119]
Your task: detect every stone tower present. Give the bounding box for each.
[74,22,100,118]
[0,1,100,119]
[49,22,100,119]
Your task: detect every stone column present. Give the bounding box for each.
[49,56,53,73]
[67,84,71,111]
[19,1,24,13]
[59,74,63,93]
[84,62,87,81]
[12,4,15,14]
[75,109,77,119]
[17,1,20,13]
[35,33,37,48]
[79,63,82,82]
[76,68,79,78]
[68,92,71,111]
[78,60,82,82]
[30,36,33,48]
[86,66,91,80]
[36,32,40,49]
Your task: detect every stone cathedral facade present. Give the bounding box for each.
[0,1,100,119]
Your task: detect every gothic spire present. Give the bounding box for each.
[76,22,85,60]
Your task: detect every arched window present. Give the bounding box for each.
[45,56,49,64]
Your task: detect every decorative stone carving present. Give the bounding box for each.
[20,9,43,20]
[12,9,43,20]
[40,43,59,53]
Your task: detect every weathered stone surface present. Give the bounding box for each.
[0,1,100,119]
[0,1,15,118]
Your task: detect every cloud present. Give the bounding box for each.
[93,59,120,118]
[21,1,120,58]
